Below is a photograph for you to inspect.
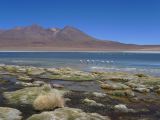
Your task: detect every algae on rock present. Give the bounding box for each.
[27,107,110,120]
[3,84,68,105]
[0,107,22,120]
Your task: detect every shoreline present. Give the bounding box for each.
[0,50,160,53]
[0,64,160,120]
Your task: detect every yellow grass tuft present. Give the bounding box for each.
[33,90,64,110]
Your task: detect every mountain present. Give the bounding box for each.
[0,24,159,51]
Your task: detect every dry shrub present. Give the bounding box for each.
[33,90,64,110]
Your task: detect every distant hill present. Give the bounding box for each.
[0,24,159,51]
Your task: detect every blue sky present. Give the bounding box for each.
[0,0,159,45]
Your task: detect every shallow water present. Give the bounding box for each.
[50,80,102,92]
[0,52,160,76]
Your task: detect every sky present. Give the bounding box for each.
[0,0,159,45]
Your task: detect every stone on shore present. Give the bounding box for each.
[114,104,135,113]
[15,81,45,87]
[106,90,135,97]
[27,107,110,120]
[156,88,160,94]
[133,87,150,93]
[101,82,130,90]
[92,92,106,98]
[83,98,104,107]
[0,107,22,120]
[51,83,64,89]
[17,75,32,81]
[44,68,95,81]
[94,72,138,82]
[26,67,45,76]
[3,84,68,105]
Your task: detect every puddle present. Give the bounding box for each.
[47,79,102,92]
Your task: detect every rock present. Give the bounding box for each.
[109,77,131,82]
[48,74,94,81]
[2,65,26,74]
[46,68,62,75]
[58,67,75,74]
[142,77,160,86]
[0,64,5,68]
[15,81,34,87]
[3,84,69,105]
[16,68,27,73]
[125,82,137,88]
[64,98,71,102]
[92,92,106,97]
[154,85,160,89]
[101,82,130,90]
[32,81,46,86]
[148,86,154,91]
[137,84,147,88]
[0,107,22,120]
[156,88,160,94]
[51,83,64,89]
[46,67,74,75]
[107,90,135,97]
[137,108,150,113]
[83,98,104,107]
[4,65,18,73]
[26,67,45,76]
[15,81,45,87]
[134,87,150,93]
[27,107,110,120]
[17,75,32,81]
[129,97,140,103]
[96,72,138,82]
[45,68,95,81]
[114,104,135,113]
[134,73,148,78]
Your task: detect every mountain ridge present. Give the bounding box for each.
[0,25,159,51]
